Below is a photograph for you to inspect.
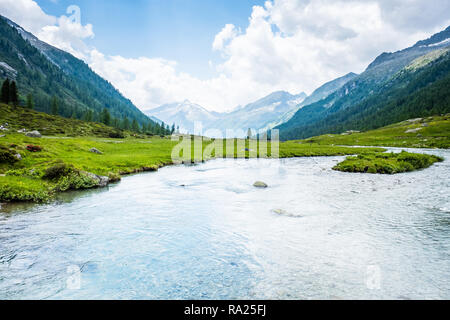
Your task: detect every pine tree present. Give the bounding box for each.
[141,122,148,133]
[9,81,18,106]
[122,117,130,130]
[83,110,92,122]
[131,119,139,132]
[51,96,59,115]
[112,118,120,128]
[101,108,111,126]
[171,123,175,134]
[26,94,34,109]
[1,79,10,104]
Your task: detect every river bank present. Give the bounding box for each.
[0,114,449,203]
[1,151,449,299]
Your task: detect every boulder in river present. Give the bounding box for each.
[89,147,103,154]
[271,208,302,218]
[26,130,42,138]
[253,181,268,188]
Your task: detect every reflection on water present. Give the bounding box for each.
[0,148,449,300]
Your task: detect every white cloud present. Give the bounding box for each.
[38,15,94,59]
[212,24,239,52]
[1,0,450,112]
[0,0,93,59]
[0,0,55,31]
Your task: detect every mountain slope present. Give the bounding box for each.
[0,15,154,128]
[274,72,358,127]
[213,91,306,134]
[146,91,306,136]
[277,26,450,140]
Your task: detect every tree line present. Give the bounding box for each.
[1,78,177,135]
[0,17,172,135]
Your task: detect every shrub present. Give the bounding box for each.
[107,172,122,182]
[0,176,51,202]
[26,145,42,152]
[54,172,98,192]
[43,162,73,180]
[0,145,18,164]
[109,130,125,139]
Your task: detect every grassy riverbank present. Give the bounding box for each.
[334,151,444,174]
[296,114,450,149]
[0,105,448,203]
[0,133,384,202]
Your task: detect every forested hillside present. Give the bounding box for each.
[277,26,450,141]
[0,16,170,134]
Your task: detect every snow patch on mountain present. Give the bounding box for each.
[0,61,17,75]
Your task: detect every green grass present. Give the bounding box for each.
[333,151,444,174]
[296,114,450,149]
[0,105,448,203]
[0,176,51,202]
[0,103,128,137]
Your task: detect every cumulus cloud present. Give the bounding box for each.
[1,0,450,112]
[213,24,239,51]
[0,0,55,31]
[0,0,93,59]
[38,15,94,59]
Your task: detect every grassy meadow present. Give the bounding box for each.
[0,104,448,203]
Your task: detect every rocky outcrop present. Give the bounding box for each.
[26,130,42,138]
[89,148,103,154]
[405,128,422,134]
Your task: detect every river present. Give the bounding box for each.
[1,148,449,299]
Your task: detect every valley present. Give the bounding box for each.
[0,103,447,203]
[0,4,449,301]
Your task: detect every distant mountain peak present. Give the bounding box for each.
[368,25,450,70]
[413,25,450,48]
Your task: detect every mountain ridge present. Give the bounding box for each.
[0,15,159,131]
[145,90,307,136]
[276,25,450,140]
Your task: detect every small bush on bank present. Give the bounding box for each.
[54,172,98,192]
[109,130,125,139]
[107,172,121,182]
[26,145,42,152]
[0,145,18,164]
[43,162,73,180]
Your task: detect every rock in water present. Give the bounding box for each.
[271,208,302,218]
[253,181,268,188]
[272,209,289,215]
[26,130,42,138]
[90,147,103,154]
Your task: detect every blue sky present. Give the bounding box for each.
[1,0,449,111]
[37,0,265,79]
